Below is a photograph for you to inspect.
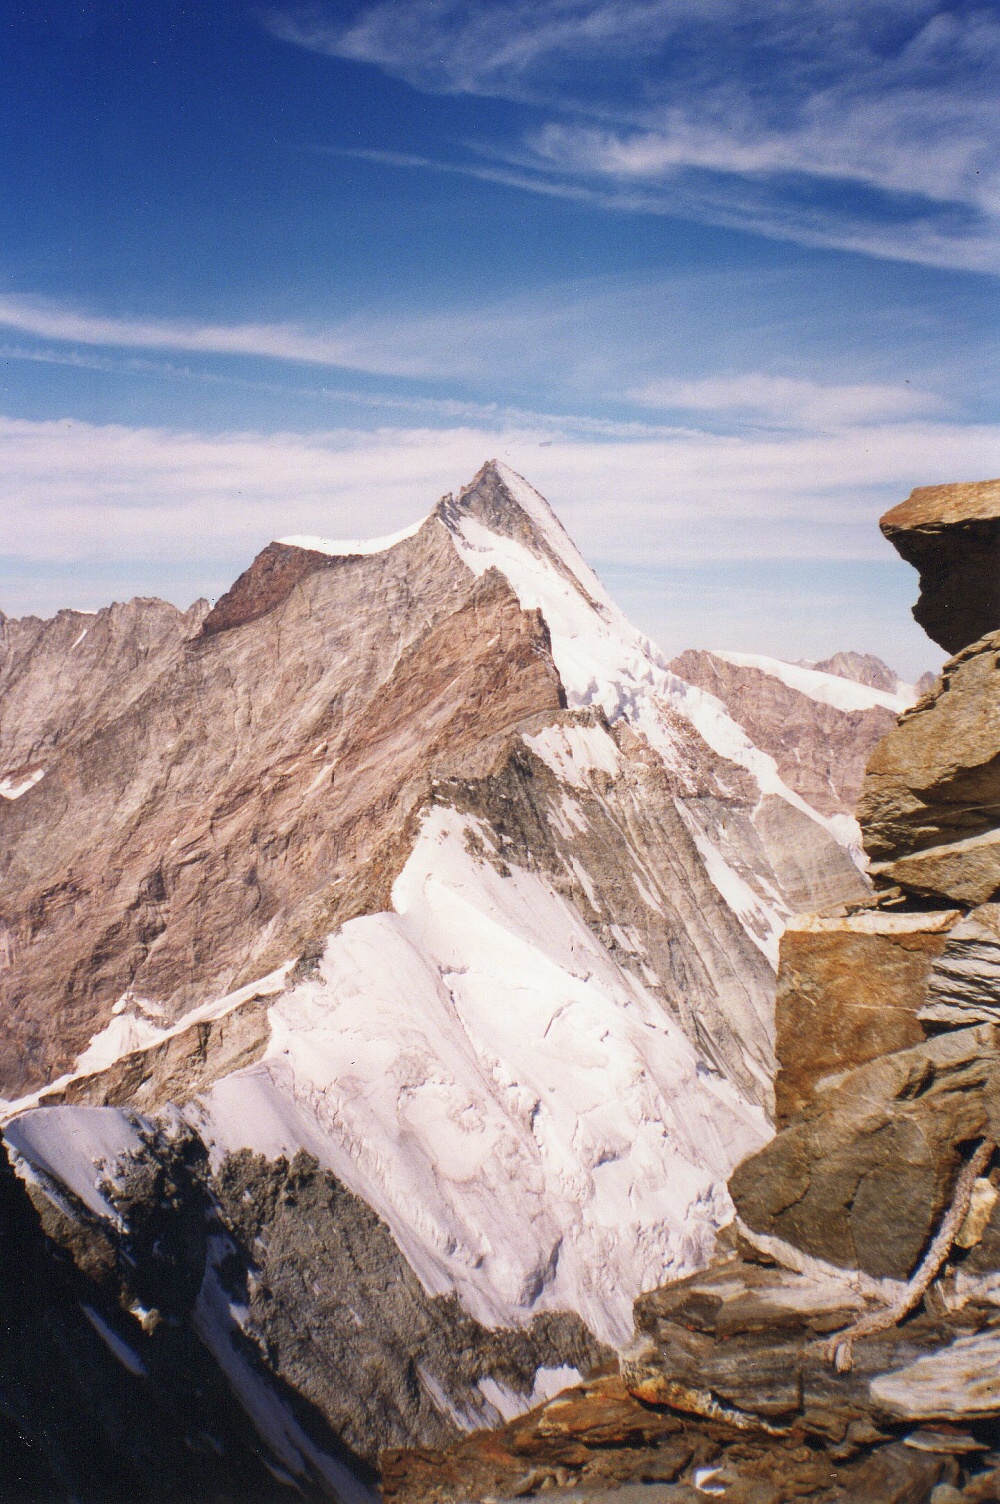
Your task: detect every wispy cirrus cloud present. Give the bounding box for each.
[265,0,1000,271]
[0,293,434,379]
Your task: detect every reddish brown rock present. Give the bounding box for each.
[381,1374,720,1503]
[199,539,337,636]
[881,479,1000,654]
[774,909,959,1125]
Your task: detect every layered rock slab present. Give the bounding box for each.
[774,909,959,1125]
[880,479,1000,654]
[859,630,1000,905]
[731,1025,1000,1281]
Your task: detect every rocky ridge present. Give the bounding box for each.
[0,461,919,1500]
[384,477,1000,1503]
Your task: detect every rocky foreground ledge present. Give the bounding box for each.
[385,478,1000,1504]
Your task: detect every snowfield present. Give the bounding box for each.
[190,804,769,1347]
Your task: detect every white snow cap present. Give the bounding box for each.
[277,518,424,557]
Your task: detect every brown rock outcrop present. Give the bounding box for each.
[774,909,959,1125]
[880,479,1000,653]
[625,1250,1000,1438]
[859,631,1000,905]
[199,538,338,635]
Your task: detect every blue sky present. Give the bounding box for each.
[2,0,999,675]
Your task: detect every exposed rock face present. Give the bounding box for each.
[0,1128,326,1503]
[880,479,1000,653]
[774,909,959,1124]
[859,630,1000,905]
[0,538,566,1094]
[668,648,910,818]
[814,650,913,694]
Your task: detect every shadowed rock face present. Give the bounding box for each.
[0,1131,309,1504]
[880,479,1000,654]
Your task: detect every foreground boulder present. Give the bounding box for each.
[731,1025,1000,1280]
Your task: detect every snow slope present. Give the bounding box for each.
[190,804,769,1348]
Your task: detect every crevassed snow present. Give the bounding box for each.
[277,518,424,557]
[4,1106,146,1221]
[0,768,44,799]
[708,650,917,714]
[192,804,769,1348]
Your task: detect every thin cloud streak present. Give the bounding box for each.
[630,373,944,427]
[0,295,442,380]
